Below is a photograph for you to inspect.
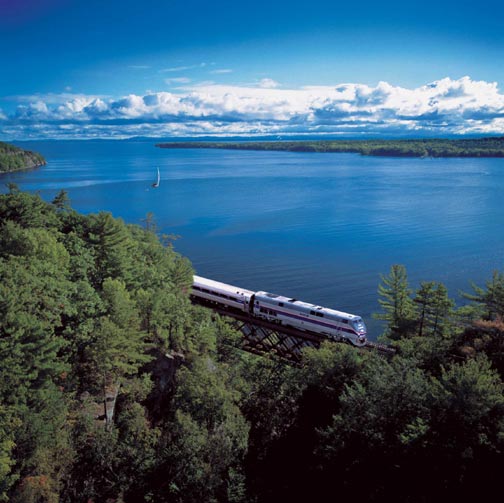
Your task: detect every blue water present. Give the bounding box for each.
[3,140,504,338]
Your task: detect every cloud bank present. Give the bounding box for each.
[2,76,504,139]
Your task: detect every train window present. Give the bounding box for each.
[278,302,284,307]
[202,289,210,293]
[310,310,316,316]
[316,312,324,317]
[193,286,202,291]
[342,319,348,324]
[260,307,276,316]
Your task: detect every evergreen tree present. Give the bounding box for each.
[86,212,134,287]
[51,189,70,211]
[414,281,454,338]
[87,278,151,428]
[463,270,504,320]
[0,189,58,229]
[375,264,416,339]
[0,405,18,501]
[424,356,504,500]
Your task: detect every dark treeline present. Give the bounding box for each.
[0,142,46,173]
[0,190,503,502]
[156,136,504,157]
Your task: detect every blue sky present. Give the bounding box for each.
[2,0,504,139]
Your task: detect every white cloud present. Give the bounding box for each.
[3,76,504,139]
[165,77,192,85]
[258,78,280,89]
[160,62,207,73]
[210,69,233,74]
[10,92,108,105]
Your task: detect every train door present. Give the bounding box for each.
[249,294,256,315]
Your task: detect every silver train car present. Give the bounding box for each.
[191,275,367,346]
[192,275,254,311]
[252,291,367,346]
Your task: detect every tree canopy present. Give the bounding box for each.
[0,142,46,173]
[0,189,502,502]
[156,137,504,158]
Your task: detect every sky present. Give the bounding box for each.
[1,0,504,139]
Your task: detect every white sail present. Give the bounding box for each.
[152,167,160,188]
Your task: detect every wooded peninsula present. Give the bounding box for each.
[0,142,46,173]
[156,136,504,157]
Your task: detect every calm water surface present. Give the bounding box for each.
[3,140,504,338]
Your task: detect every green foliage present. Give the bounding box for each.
[375,264,416,340]
[0,189,59,229]
[1,189,503,503]
[463,270,504,320]
[0,142,45,173]
[0,406,19,501]
[320,356,430,456]
[414,281,454,338]
[51,189,70,210]
[86,211,135,287]
[157,136,504,158]
[428,356,503,451]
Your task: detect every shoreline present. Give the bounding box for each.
[0,141,46,173]
[156,137,504,158]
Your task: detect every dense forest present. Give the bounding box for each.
[0,188,503,502]
[157,137,504,157]
[0,142,46,173]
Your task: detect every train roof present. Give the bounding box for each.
[193,275,255,296]
[254,290,361,320]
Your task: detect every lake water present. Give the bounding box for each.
[3,140,504,338]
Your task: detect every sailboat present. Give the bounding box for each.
[152,167,160,188]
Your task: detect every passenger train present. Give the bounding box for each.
[191,275,367,347]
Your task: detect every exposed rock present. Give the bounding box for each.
[0,141,46,173]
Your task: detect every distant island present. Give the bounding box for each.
[156,137,504,158]
[0,141,46,173]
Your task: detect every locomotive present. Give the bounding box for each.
[191,275,367,347]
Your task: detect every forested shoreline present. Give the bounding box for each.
[156,137,504,157]
[0,189,503,502]
[0,142,46,173]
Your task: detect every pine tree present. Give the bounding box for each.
[86,212,133,287]
[463,270,504,320]
[375,264,415,339]
[51,189,70,211]
[414,282,454,338]
[87,279,151,428]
